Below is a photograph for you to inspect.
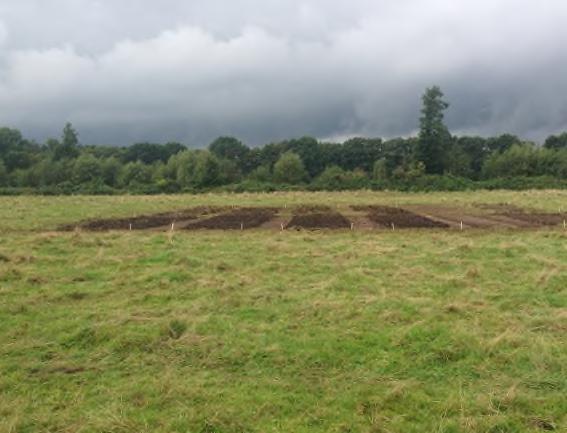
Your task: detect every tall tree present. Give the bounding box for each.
[416,86,451,174]
[53,122,80,160]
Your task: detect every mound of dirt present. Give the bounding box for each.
[61,206,223,231]
[352,205,449,228]
[184,207,278,230]
[287,212,351,230]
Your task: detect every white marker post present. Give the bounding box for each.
[391,222,395,231]
[240,222,244,231]
[351,222,354,231]
[129,223,132,231]
[460,221,463,231]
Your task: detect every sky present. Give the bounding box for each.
[1,0,567,146]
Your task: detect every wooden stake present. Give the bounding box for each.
[171,222,175,231]
[460,221,463,231]
[351,222,354,231]
[129,223,132,231]
[240,222,244,231]
[391,222,395,231]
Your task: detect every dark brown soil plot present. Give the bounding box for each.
[353,205,449,229]
[61,206,223,231]
[184,208,277,230]
[287,212,351,230]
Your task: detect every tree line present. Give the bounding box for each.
[1,87,567,194]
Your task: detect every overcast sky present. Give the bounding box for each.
[1,0,567,146]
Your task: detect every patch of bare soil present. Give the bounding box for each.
[498,212,565,227]
[476,203,526,213]
[286,212,351,230]
[60,206,223,231]
[184,207,278,230]
[405,204,565,229]
[476,203,564,227]
[352,205,449,229]
[292,205,332,214]
[405,205,514,228]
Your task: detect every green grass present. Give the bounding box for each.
[0,191,566,432]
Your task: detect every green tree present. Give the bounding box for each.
[172,150,220,188]
[482,144,538,178]
[445,144,473,177]
[273,151,307,184]
[339,137,383,172]
[217,158,242,185]
[0,127,39,171]
[373,158,388,180]
[172,151,198,187]
[248,164,272,182]
[101,157,122,187]
[417,86,451,174]
[454,136,490,178]
[209,136,250,170]
[122,142,184,164]
[286,136,323,177]
[0,128,24,156]
[382,137,416,175]
[192,151,220,187]
[487,134,520,154]
[0,160,7,186]
[53,123,80,161]
[315,165,348,189]
[119,161,153,187]
[73,154,103,184]
[544,132,567,150]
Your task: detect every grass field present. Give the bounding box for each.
[0,191,566,433]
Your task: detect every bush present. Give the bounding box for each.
[313,166,370,190]
[119,161,154,187]
[248,165,272,182]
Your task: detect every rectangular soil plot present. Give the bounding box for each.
[184,208,277,230]
[60,206,224,231]
[497,211,565,227]
[286,212,351,230]
[353,205,449,229]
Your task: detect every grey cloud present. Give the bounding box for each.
[0,0,567,146]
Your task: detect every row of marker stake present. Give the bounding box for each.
[125,219,567,231]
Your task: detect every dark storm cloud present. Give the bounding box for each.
[1,0,567,146]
